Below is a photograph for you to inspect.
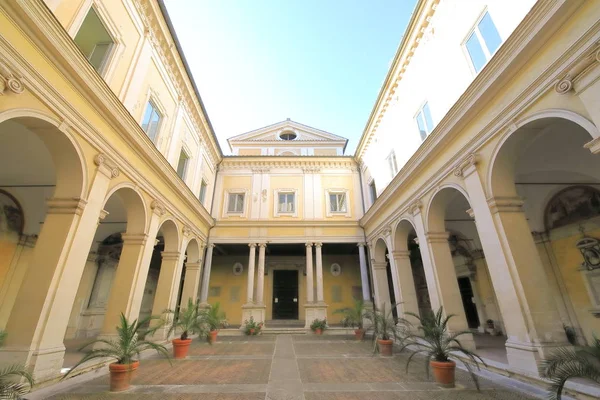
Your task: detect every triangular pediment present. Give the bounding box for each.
[228,120,348,144]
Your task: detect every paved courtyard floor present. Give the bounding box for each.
[43,334,543,400]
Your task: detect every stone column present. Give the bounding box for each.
[199,244,215,304]
[305,242,314,303]
[391,251,420,321]
[1,156,116,381]
[371,261,391,310]
[256,243,267,304]
[246,243,257,303]
[180,243,205,306]
[358,243,371,301]
[457,156,568,374]
[315,242,324,303]
[150,249,186,340]
[425,232,475,350]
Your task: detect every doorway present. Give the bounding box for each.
[457,277,480,329]
[272,270,299,320]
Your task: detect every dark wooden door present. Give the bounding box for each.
[272,270,299,319]
[457,277,480,329]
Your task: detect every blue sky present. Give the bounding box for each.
[164,0,417,154]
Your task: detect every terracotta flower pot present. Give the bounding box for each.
[208,330,218,343]
[430,360,456,388]
[109,361,139,392]
[249,328,255,335]
[377,339,393,356]
[354,328,365,341]
[172,338,192,359]
[314,328,322,335]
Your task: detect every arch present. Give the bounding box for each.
[0,109,87,199]
[102,183,147,234]
[373,237,388,263]
[157,217,180,253]
[544,185,600,231]
[184,237,201,263]
[393,217,417,252]
[426,184,470,233]
[488,109,599,198]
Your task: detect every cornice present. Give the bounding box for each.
[360,0,586,232]
[218,157,358,171]
[214,220,361,228]
[0,0,215,233]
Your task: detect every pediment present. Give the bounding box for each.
[228,120,348,144]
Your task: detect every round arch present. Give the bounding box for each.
[102,183,147,235]
[426,184,471,233]
[373,237,388,263]
[157,217,180,253]
[183,237,202,263]
[393,218,417,252]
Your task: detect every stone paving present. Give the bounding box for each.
[42,334,543,400]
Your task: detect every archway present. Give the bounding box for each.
[371,238,395,314]
[177,237,203,308]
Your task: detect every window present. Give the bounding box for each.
[387,151,398,177]
[227,193,245,213]
[415,102,434,140]
[329,192,347,213]
[74,8,115,74]
[141,101,162,142]
[199,180,207,204]
[278,192,295,213]
[369,181,377,203]
[176,150,189,180]
[279,131,297,140]
[465,11,502,73]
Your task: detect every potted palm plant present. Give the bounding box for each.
[200,302,226,344]
[65,313,171,392]
[541,334,600,400]
[399,307,484,388]
[166,298,207,359]
[0,330,34,399]
[334,299,367,340]
[310,318,327,335]
[365,303,407,356]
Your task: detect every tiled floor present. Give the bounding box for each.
[41,334,542,400]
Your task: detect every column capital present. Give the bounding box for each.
[248,243,257,248]
[94,153,120,179]
[46,197,87,216]
[426,231,450,243]
[161,251,181,261]
[391,250,411,259]
[98,209,109,225]
[151,199,167,216]
[314,242,323,248]
[453,153,478,178]
[465,208,475,219]
[584,137,600,154]
[207,243,216,249]
[258,243,267,248]
[357,242,366,247]
[121,233,148,245]
[487,196,524,214]
[305,242,313,248]
[409,199,423,216]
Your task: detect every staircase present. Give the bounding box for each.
[262,320,307,335]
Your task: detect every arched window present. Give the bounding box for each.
[545,186,600,230]
[279,131,297,141]
[0,190,24,235]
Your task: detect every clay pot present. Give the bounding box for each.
[314,328,323,335]
[430,360,456,387]
[208,330,218,343]
[109,361,139,392]
[172,338,192,359]
[377,339,393,356]
[354,328,365,341]
[249,328,255,335]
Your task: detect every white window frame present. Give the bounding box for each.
[223,189,248,218]
[368,179,377,205]
[176,147,191,181]
[462,8,502,75]
[386,151,398,177]
[325,189,351,218]
[140,90,168,145]
[68,0,124,81]
[274,189,298,217]
[414,101,434,141]
[199,179,208,205]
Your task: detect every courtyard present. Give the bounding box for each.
[37,334,543,400]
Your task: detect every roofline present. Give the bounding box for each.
[157,0,223,158]
[354,0,428,159]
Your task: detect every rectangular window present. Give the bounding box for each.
[369,181,377,203]
[176,150,189,179]
[415,102,434,140]
[387,151,398,177]
[278,192,295,213]
[227,193,245,213]
[465,11,502,73]
[199,180,207,204]
[74,8,115,74]
[329,192,347,213]
[141,101,162,142]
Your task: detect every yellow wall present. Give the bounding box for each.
[207,257,248,325]
[322,255,362,324]
[238,149,262,156]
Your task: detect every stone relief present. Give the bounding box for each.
[545,186,600,230]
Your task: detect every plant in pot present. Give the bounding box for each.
[399,307,484,389]
[310,318,327,335]
[64,313,171,392]
[0,330,34,399]
[334,299,367,340]
[243,316,262,336]
[166,298,207,359]
[200,302,227,344]
[541,333,600,400]
[364,303,407,356]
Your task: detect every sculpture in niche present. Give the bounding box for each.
[545,186,600,230]
[233,262,243,276]
[0,190,23,234]
[330,263,341,276]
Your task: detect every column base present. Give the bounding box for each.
[241,303,266,329]
[0,344,65,383]
[304,303,328,328]
[505,338,571,376]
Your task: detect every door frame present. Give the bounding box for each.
[267,262,303,320]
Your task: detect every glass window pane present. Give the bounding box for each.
[330,194,337,212]
[415,112,427,141]
[141,103,154,133]
[88,42,112,72]
[338,194,347,212]
[422,103,434,132]
[466,33,486,73]
[478,12,502,55]
[176,151,188,178]
[199,181,207,203]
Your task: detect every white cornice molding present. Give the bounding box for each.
[218,157,358,171]
[359,0,589,233]
[215,220,361,228]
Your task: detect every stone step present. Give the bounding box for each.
[262,327,307,335]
